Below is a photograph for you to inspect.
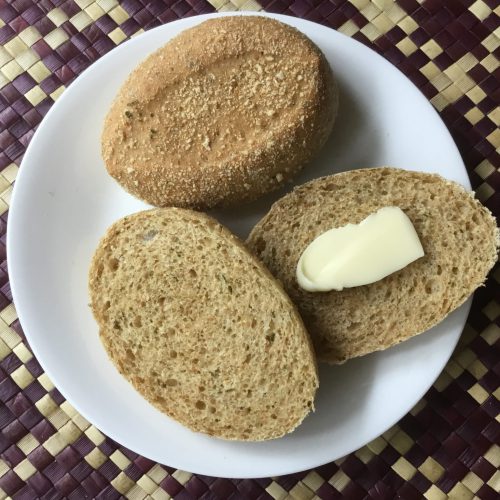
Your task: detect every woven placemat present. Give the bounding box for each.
[0,0,499,498]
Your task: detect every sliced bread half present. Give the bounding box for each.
[89,208,318,440]
[247,168,499,364]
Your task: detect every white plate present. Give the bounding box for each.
[8,12,471,478]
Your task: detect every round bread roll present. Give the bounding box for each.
[101,16,338,209]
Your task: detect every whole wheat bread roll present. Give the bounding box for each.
[101,16,337,209]
[247,168,499,364]
[89,208,318,440]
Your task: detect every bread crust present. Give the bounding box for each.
[101,16,338,209]
[247,167,500,364]
[89,208,318,440]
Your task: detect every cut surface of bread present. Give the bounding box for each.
[89,208,318,440]
[101,16,337,209]
[247,168,499,364]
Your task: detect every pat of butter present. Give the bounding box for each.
[296,206,424,292]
